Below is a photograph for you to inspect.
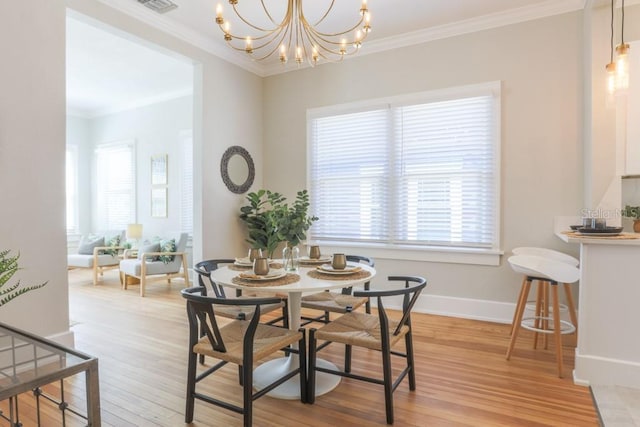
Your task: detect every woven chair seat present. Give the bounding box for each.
[301,292,368,314]
[193,321,302,365]
[314,311,409,351]
[214,301,285,320]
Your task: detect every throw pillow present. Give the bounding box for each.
[100,235,122,257]
[137,243,161,261]
[158,239,177,264]
[77,237,105,255]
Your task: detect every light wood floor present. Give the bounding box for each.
[5,270,599,426]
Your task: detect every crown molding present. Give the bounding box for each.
[359,0,587,60]
[96,0,587,78]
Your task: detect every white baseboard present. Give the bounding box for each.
[411,294,515,324]
[574,350,640,388]
[47,329,75,348]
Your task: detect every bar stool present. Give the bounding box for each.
[510,247,579,343]
[506,254,580,377]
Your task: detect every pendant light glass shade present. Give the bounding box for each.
[615,42,630,94]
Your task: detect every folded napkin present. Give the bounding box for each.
[239,269,284,280]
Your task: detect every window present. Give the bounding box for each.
[308,82,500,258]
[95,140,136,231]
[180,129,193,234]
[65,146,79,234]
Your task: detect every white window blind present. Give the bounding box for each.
[308,82,500,251]
[180,129,193,234]
[309,109,390,242]
[95,141,135,231]
[65,146,79,234]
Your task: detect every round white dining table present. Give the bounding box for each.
[208,261,376,400]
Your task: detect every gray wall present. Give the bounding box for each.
[263,12,585,319]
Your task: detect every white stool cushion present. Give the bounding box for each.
[508,255,580,284]
[512,247,579,267]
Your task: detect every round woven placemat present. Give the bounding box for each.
[307,269,371,281]
[231,273,300,288]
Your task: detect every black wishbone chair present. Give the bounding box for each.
[300,255,375,325]
[307,276,427,425]
[181,287,307,427]
[194,259,288,327]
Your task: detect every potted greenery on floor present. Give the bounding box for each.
[0,250,47,306]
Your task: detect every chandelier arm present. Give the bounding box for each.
[305,29,365,48]
[309,0,336,26]
[251,25,290,52]
[305,18,365,38]
[230,2,283,33]
[259,0,284,26]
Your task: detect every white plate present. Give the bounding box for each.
[238,269,286,281]
[317,263,362,275]
[234,257,253,266]
[299,256,332,264]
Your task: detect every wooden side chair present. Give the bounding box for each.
[181,287,307,427]
[301,255,374,325]
[307,275,427,425]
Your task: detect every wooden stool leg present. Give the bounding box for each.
[511,276,529,336]
[551,283,564,378]
[543,281,550,350]
[533,280,543,349]
[563,283,578,334]
[507,278,532,360]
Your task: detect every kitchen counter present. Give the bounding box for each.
[555,220,640,388]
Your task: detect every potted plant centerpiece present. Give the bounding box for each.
[277,190,318,272]
[239,190,287,258]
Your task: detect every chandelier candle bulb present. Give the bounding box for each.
[215,4,223,24]
[245,36,252,54]
[295,46,303,64]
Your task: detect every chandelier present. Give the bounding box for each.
[215,0,371,66]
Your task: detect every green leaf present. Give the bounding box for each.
[0,250,47,307]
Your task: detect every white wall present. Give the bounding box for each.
[88,95,192,238]
[263,12,585,319]
[0,0,71,341]
[66,0,264,268]
[67,115,92,236]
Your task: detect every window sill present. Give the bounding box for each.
[314,242,503,266]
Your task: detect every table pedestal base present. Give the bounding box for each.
[253,356,340,400]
